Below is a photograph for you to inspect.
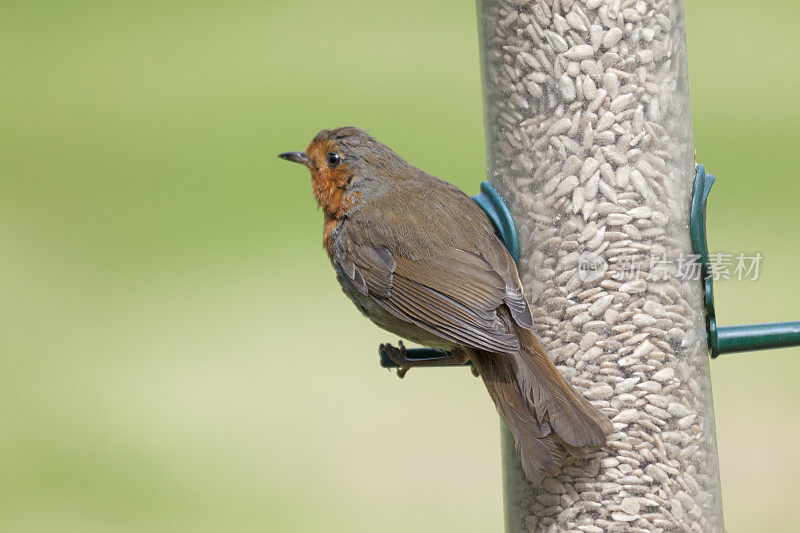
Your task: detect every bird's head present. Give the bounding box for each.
[279,127,408,218]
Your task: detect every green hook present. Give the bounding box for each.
[472,181,520,264]
[690,164,800,357]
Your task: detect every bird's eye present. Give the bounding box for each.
[327,152,341,168]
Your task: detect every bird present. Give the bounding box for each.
[279,127,613,483]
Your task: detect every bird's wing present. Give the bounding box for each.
[333,223,533,354]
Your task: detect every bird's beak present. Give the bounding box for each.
[278,151,310,167]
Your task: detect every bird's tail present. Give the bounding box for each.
[469,326,613,484]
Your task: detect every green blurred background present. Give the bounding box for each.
[2,1,798,531]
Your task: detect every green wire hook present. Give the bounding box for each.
[690,164,800,357]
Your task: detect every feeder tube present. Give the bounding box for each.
[476,0,725,530]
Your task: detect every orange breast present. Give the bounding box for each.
[305,137,361,262]
[322,215,339,262]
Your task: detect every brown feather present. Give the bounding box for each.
[333,213,612,476]
[467,348,565,483]
[510,323,614,448]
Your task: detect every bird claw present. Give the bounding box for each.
[380,340,412,379]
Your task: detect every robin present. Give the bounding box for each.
[279,127,612,483]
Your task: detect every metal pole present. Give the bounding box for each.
[717,322,800,355]
[476,0,725,530]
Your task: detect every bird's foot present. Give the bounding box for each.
[379,341,412,378]
[379,342,476,378]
